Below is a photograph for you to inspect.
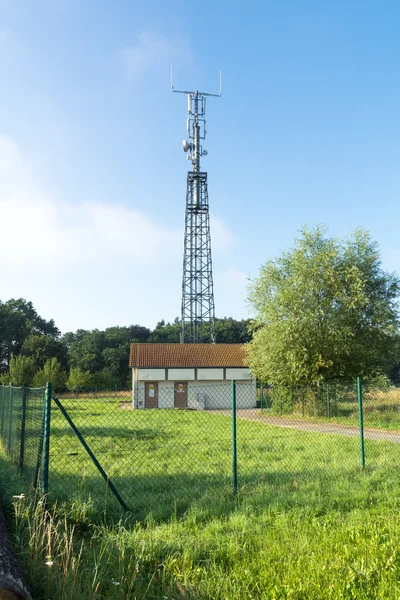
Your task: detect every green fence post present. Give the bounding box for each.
[7,384,13,456]
[0,384,5,435]
[357,377,365,469]
[42,382,52,496]
[33,390,46,490]
[302,391,305,417]
[232,380,238,494]
[19,384,27,474]
[33,393,44,489]
[327,384,330,420]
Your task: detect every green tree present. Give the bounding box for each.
[67,327,136,386]
[0,373,11,385]
[92,368,120,390]
[66,367,94,391]
[9,355,36,386]
[102,327,132,383]
[150,319,180,342]
[33,358,67,390]
[0,298,60,371]
[149,317,252,343]
[246,226,400,385]
[68,330,104,372]
[21,334,68,369]
[102,345,129,377]
[127,324,151,343]
[215,317,252,343]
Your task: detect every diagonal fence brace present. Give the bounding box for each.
[52,396,129,513]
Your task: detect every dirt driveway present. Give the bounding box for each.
[211,410,400,443]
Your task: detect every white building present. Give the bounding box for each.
[129,343,256,410]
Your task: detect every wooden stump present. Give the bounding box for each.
[0,507,31,600]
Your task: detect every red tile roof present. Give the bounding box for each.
[129,343,247,368]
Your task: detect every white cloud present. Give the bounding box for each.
[0,137,182,268]
[0,135,182,330]
[0,135,242,332]
[122,30,192,80]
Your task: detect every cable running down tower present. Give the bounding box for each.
[172,72,221,343]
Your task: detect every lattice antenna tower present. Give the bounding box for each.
[172,68,222,344]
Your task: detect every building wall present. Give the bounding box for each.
[138,368,166,381]
[132,378,256,410]
[226,368,252,380]
[135,366,252,382]
[197,368,224,380]
[168,368,195,380]
[132,367,139,405]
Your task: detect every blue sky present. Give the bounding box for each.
[1,0,400,333]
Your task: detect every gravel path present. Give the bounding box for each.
[211,410,400,443]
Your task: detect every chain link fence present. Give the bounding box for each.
[2,379,400,520]
[0,384,45,487]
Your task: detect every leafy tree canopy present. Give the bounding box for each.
[0,298,60,370]
[215,317,252,344]
[32,358,67,390]
[66,367,94,391]
[150,320,180,343]
[21,334,68,369]
[150,317,251,344]
[246,226,400,386]
[66,325,151,386]
[68,330,105,373]
[9,355,36,387]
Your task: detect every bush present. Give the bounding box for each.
[66,368,94,391]
[33,358,67,390]
[0,372,11,385]
[9,355,35,386]
[268,386,297,414]
[267,383,340,417]
[92,368,119,390]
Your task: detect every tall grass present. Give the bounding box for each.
[264,383,400,430]
[7,478,400,599]
[3,426,400,598]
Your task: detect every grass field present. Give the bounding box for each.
[47,395,400,521]
[3,397,400,598]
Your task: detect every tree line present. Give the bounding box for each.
[0,302,251,389]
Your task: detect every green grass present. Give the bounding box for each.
[47,396,400,520]
[7,489,400,600]
[3,400,400,598]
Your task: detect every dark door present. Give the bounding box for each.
[174,382,188,408]
[145,382,158,408]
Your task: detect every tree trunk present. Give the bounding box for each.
[0,507,31,600]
